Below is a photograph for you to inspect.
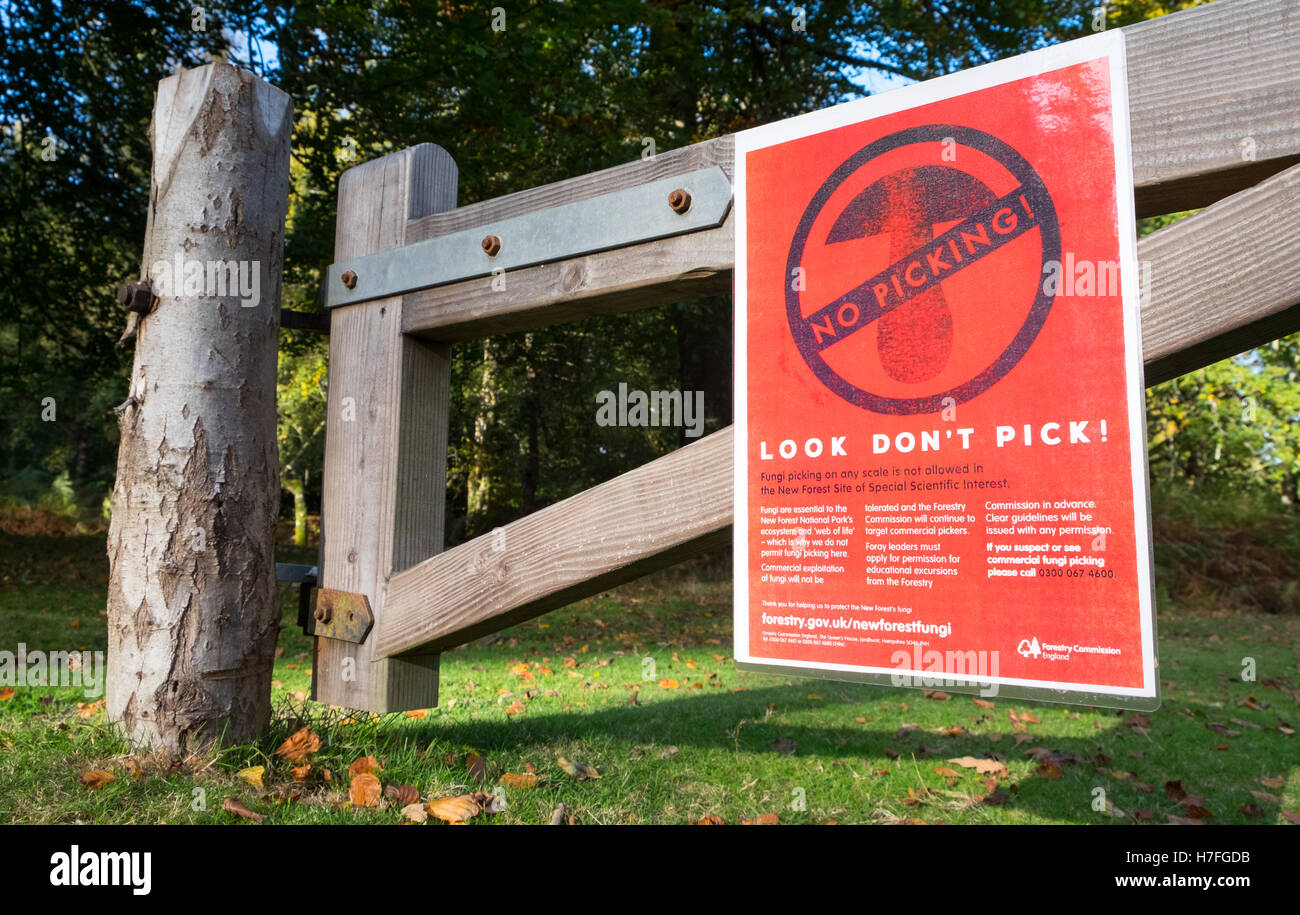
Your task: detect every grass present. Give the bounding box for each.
[0,530,1297,825]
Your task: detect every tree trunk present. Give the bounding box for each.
[286,476,308,546]
[106,62,291,751]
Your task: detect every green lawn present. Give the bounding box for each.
[0,532,1296,825]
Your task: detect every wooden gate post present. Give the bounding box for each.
[106,63,291,750]
[312,144,456,711]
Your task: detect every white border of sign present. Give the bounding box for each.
[732,31,1159,710]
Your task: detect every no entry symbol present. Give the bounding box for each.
[785,124,1061,415]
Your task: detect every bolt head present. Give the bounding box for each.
[668,188,692,214]
[340,270,358,290]
[117,280,154,314]
[481,234,502,257]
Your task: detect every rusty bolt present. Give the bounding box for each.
[340,270,358,290]
[481,234,502,257]
[314,602,332,624]
[116,280,154,314]
[668,188,692,214]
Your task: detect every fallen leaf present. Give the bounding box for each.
[237,766,265,790]
[0,687,14,701]
[274,727,321,765]
[973,698,995,709]
[405,709,428,719]
[505,700,525,715]
[124,758,143,780]
[222,796,264,823]
[658,678,680,689]
[401,803,428,823]
[932,767,961,778]
[349,773,383,807]
[1166,815,1204,826]
[1164,780,1188,802]
[741,813,780,825]
[1282,810,1300,825]
[426,794,482,824]
[695,814,726,825]
[1035,762,1063,780]
[79,770,115,790]
[981,790,1010,806]
[769,737,797,755]
[557,755,600,780]
[385,784,419,808]
[1251,789,1282,804]
[1261,776,1286,789]
[465,753,488,783]
[922,690,950,700]
[549,803,569,825]
[499,771,541,789]
[1184,804,1213,819]
[349,756,382,778]
[948,756,1009,778]
[1241,804,1264,819]
[290,765,311,782]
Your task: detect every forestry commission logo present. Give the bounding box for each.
[785,124,1061,415]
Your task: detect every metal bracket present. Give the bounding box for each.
[307,588,374,644]
[323,166,732,308]
[276,562,319,633]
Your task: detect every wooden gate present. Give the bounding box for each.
[307,0,1300,712]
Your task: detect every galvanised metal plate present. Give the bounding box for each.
[324,166,732,308]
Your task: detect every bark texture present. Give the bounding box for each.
[107,62,291,751]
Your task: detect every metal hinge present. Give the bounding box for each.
[323,165,732,308]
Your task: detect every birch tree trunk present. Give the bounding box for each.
[107,63,291,751]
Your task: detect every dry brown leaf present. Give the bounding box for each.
[1282,810,1300,825]
[932,767,961,778]
[349,755,382,778]
[124,758,143,780]
[1035,762,1063,780]
[769,737,797,755]
[404,708,428,719]
[973,698,995,709]
[385,784,419,808]
[1260,775,1286,789]
[465,753,488,782]
[549,803,569,825]
[695,813,725,825]
[0,687,14,701]
[426,794,482,824]
[557,755,600,780]
[222,796,264,823]
[505,700,525,715]
[237,765,265,790]
[401,802,428,823]
[948,756,1008,777]
[274,727,321,765]
[79,770,116,790]
[499,771,542,789]
[290,765,311,782]
[741,812,780,825]
[659,678,680,689]
[349,772,383,808]
[922,690,950,700]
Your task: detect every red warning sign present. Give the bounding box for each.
[733,33,1157,708]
